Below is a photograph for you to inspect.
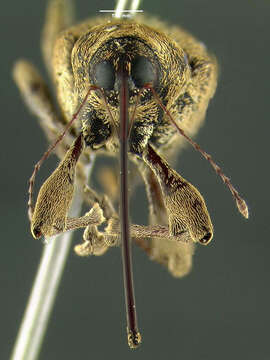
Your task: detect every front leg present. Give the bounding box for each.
[142,144,213,245]
[13,59,78,217]
[139,163,195,278]
[31,134,103,239]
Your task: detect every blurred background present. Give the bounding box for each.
[1,0,269,359]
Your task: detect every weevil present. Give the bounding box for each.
[13,0,248,349]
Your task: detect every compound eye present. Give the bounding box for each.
[131,56,157,88]
[93,61,115,90]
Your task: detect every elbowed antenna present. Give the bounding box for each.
[145,84,249,220]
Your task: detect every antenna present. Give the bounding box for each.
[145,84,249,219]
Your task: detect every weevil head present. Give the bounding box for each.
[70,20,191,153]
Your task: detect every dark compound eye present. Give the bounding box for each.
[131,56,157,88]
[93,61,115,90]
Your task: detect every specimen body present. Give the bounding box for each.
[13,0,247,349]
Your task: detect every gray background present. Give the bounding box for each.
[1,0,269,359]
